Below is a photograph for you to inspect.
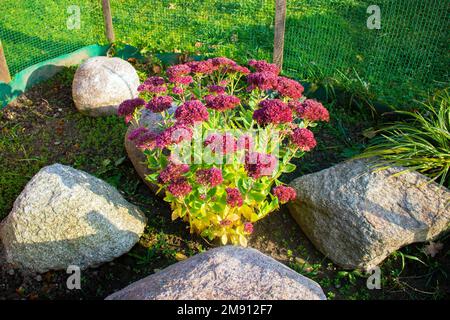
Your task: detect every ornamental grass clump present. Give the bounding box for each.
[119,58,329,246]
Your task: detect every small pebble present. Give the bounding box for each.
[8,269,14,276]
[35,275,42,282]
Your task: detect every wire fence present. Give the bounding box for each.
[0,0,448,104]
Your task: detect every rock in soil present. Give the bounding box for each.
[124,107,177,195]
[0,164,147,273]
[105,245,326,300]
[288,158,450,270]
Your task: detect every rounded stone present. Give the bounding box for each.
[0,164,147,273]
[72,56,140,116]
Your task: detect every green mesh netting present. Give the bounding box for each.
[0,0,448,104]
[0,0,104,75]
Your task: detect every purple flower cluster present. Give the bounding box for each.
[204,133,238,155]
[196,167,223,187]
[276,77,304,99]
[293,99,330,122]
[209,57,250,74]
[138,76,167,94]
[247,72,278,91]
[244,152,277,179]
[291,128,317,151]
[248,60,280,75]
[187,60,214,75]
[172,86,184,95]
[253,99,293,125]
[118,98,146,123]
[146,95,173,113]
[168,178,192,197]
[127,127,158,150]
[158,162,190,184]
[272,185,296,204]
[205,94,240,112]
[166,64,193,85]
[156,123,193,149]
[174,100,209,125]
[226,188,243,207]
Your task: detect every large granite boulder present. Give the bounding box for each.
[125,107,176,193]
[72,56,139,116]
[0,164,147,273]
[106,246,326,300]
[288,159,450,270]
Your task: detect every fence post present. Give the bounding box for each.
[0,40,11,83]
[273,0,287,70]
[101,0,115,43]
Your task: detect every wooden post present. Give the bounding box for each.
[101,0,115,43]
[273,0,287,70]
[0,40,11,83]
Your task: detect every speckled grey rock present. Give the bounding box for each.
[0,164,147,273]
[72,56,139,116]
[125,107,177,194]
[288,159,450,270]
[106,246,326,300]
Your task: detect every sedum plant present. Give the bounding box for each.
[118,58,329,245]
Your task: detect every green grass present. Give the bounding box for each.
[1,0,447,109]
[359,89,450,187]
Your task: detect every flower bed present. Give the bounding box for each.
[119,58,329,245]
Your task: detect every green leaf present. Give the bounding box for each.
[283,163,296,173]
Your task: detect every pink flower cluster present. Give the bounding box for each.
[248,60,280,75]
[167,178,192,197]
[174,100,209,125]
[245,152,277,179]
[205,94,240,112]
[196,167,223,187]
[156,123,193,149]
[128,127,158,150]
[243,222,254,234]
[166,64,193,85]
[146,95,173,113]
[293,99,330,122]
[187,60,214,75]
[253,99,293,125]
[272,185,296,204]
[158,162,190,184]
[138,76,167,94]
[226,188,243,207]
[291,128,317,151]
[276,77,304,99]
[247,71,278,91]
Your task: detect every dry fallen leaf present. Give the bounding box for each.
[423,241,443,257]
[175,252,188,261]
